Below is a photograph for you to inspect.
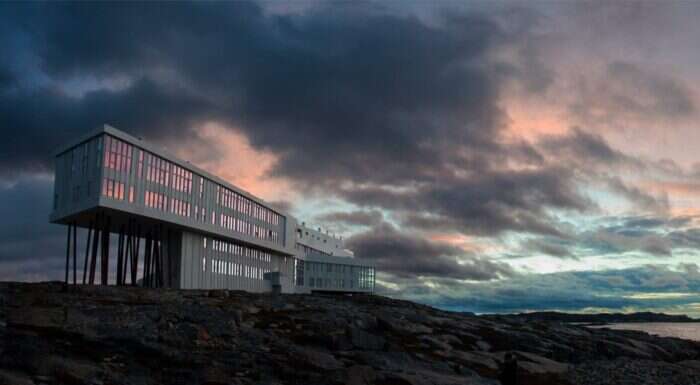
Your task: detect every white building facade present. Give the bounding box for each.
[50,125,375,293]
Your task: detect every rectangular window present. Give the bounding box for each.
[144,190,167,210]
[103,135,133,173]
[101,178,125,200]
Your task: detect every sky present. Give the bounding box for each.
[2,1,700,316]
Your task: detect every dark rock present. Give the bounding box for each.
[0,369,34,385]
[347,327,385,351]
[1,282,700,385]
[345,365,376,385]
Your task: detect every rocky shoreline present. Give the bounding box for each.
[1,282,700,385]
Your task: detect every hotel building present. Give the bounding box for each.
[50,125,375,293]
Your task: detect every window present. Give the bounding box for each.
[171,164,192,193]
[103,135,133,173]
[146,154,170,186]
[170,197,191,217]
[145,190,167,210]
[102,178,125,200]
[137,151,144,177]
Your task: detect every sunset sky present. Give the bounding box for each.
[3,1,700,315]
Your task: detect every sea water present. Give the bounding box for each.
[589,322,700,342]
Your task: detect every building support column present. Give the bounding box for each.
[100,215,111,285]
[144,232,152,287]
[153,225,162,288]
[122,220,132,286]
[82,220,93,284]
[116,225,125,286]
[89,213,101,285]
[64,222,71,285]
[132,223,141,286]
[72,220,77,285]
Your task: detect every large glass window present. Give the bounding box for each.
[102,178,125,200]
[145,190,167,210]
[171,164,192,193]
[146,154,169,186]
[103,135,133,173]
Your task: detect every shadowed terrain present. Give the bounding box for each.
[1,282,700,385]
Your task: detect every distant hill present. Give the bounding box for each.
[506,311,697,324]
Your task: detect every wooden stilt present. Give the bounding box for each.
[132,224,141,286]
[89,213,100,285]
[153,228,161,288]
[144,232,152,287]
[166,228,172,287]
[72,221,77,285]
[123,221,132,286]
[65,223,71,285]
[100,216,111,285]
[116,225,124,286]
[83,221,93,284]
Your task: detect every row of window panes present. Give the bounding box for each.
[171,163,192,193]
[70,141,90,178]
[194,205,208,223]
[294,259,305,286]
[171,197,191,217]
[308,277,354,289]
[104,135,133,173]
[219,213,279,243]
[359,267,375,289]
[145,153,170,186]
[210,258,268,280]
[102,178,126,200]
[145,190,167,211]
[304,262,374,290]
[205,237,273,263]
[101,135,284,245]
[216,186,281,226]
[305,261,357,274]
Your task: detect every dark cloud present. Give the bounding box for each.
[570,61,696,127]
[317,210,384,227]
[385,264,700,314]
[343,166,589,237]
[521,237,575,259]
[0,177,65,280]
[346,222,515,280]
[0,0,600,239]
[540,127,629,165]
[0,78,213,178]
[607,61,695,117]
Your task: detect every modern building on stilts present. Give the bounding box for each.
[50,125,376,293]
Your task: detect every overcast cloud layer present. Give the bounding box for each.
[2,1,700,315]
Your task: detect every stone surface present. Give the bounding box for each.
[0,282,700,385]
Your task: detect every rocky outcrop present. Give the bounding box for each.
[0,282,699,385]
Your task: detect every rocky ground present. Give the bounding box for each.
[1,283,700,385]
